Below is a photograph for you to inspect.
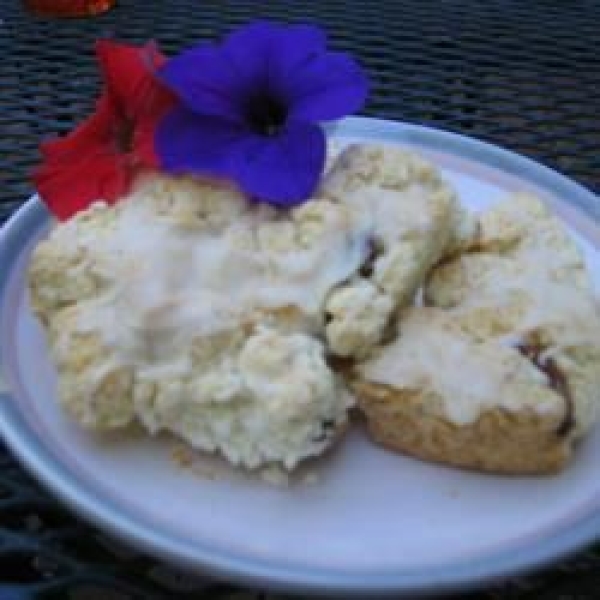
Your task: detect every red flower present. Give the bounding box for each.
[34,40,174,220]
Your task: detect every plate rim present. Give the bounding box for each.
[1,115,600,597]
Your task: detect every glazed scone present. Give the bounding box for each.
[354,194,600,473]
[423,193,600,442]
[353,309,589,474]
[320,144,476,357]
[29,173,370,469]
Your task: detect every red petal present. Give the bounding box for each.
[34,92,129,219]
[34,150,131,221]
[33,40,174,220]
[133,120,160,168]
[131,86,175,168]
[143,40,168,70]
[39,93,115,162]
[96,39,173,121]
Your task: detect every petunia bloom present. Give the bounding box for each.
[156,21,368,206]
[34,40,173,220]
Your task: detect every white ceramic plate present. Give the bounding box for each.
[2,117,600,597]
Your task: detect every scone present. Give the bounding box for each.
[29,174,364,469]
[354,194,600,474]
[354,308,574,473]
[320,143,476,358]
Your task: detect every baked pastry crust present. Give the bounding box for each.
[355,381,570,474]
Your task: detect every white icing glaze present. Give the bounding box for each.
[70,179,371,372]
[361,312,563,425]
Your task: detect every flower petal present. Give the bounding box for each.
[225,22,331,108]
[267,23,327,83]
[34,89,157,218]
[220,21,279,89]
[39,93,115,161]
[284,51,369,122]
[232,121,326,205]
[159,44,245,121]
[156,106,248,177]
[34,150,131,220]
[95,42,173,169]
[159,22,327,122]
[96,39,172,121]
[33,92,125,221]
[222,21,324,88]
[134,118,162,168]
[33,40,172,220]
[156,107,325,205]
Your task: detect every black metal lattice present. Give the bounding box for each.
[1,1,600,598]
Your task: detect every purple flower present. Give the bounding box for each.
[156,21,368,206]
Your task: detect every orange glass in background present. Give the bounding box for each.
[24,0,115,17]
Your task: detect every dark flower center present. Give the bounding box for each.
[244,92,288,136]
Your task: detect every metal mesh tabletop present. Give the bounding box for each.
[1,1,600,598]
